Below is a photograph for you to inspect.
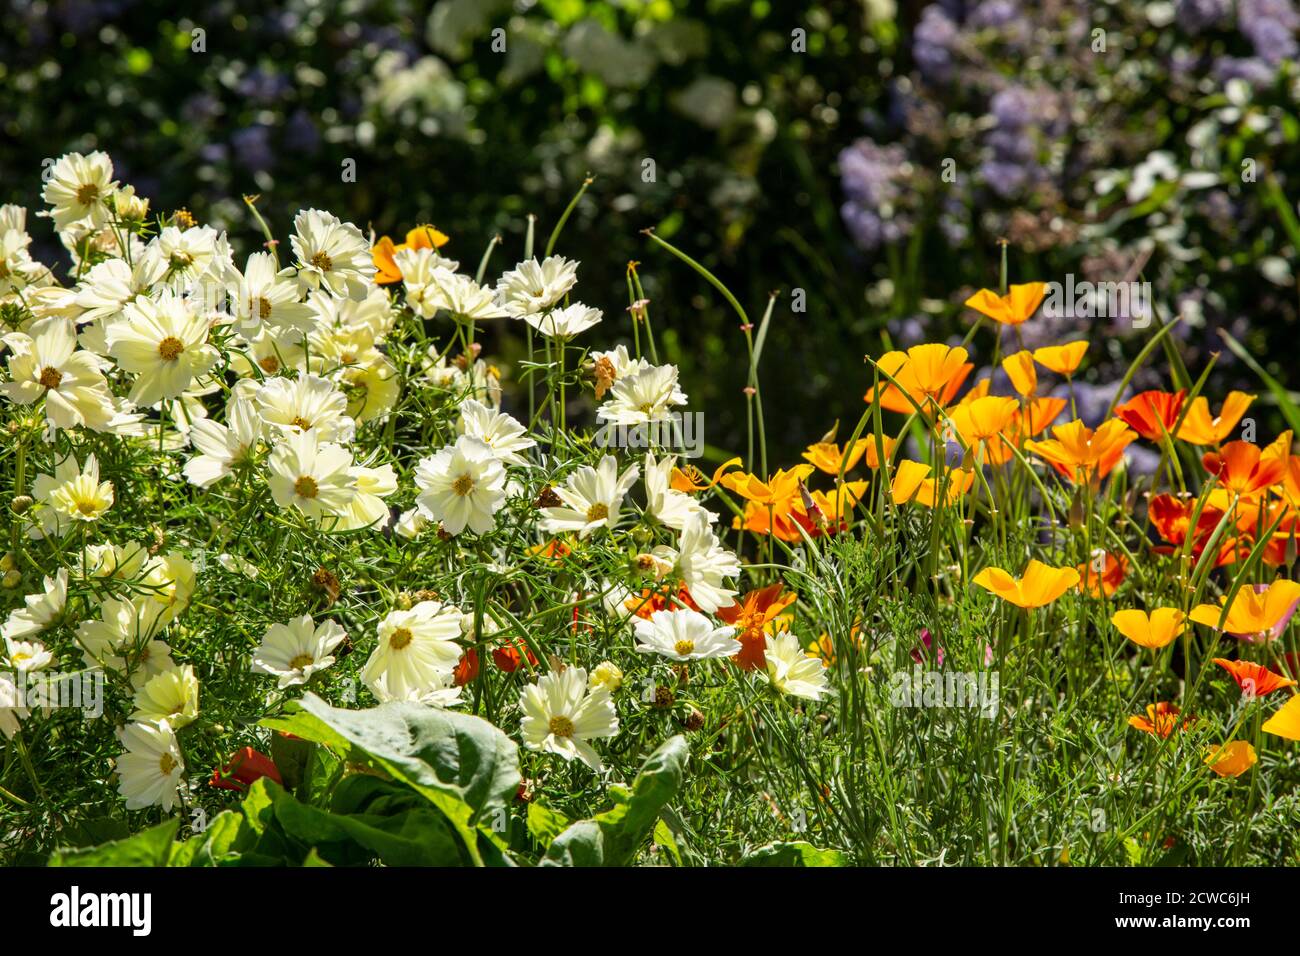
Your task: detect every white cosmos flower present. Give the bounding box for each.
[236,251,314,333]
[145,224,224,283]
[338,353,400,424]
[765,632,831,701]
[597,362,688,426]
[644,451,713,531]
[414,435,507,535]
[74,257,165,326]
[395,507,429,539]
[429,271,511,320]
[362,601,463,702]
[3,569,67,639]
[183,394,261,488]
[633,609,737,662]
[231,326,307,379]
[252,615,347,688]
[136,553,197,631]
[116,720,185,811]
[496,256,579,317]
[106,289,219,406]
[456,398,535,466]
[75,597,174,686]
[590,345,650,382]
[131,663,200,728]
[652,512,739,613]
[0,673,28,739]
[255,373,355,444]
[524,303,602,339]
[4,639,54,673]
[367,668,464,708]
[267,430,357,522]
[81,541,149,580]
[41,151,117,231]
[48,453,114,523]
[291,209,374,297]
[393,247,460,319]
[1,316,122,433]
[540,455,640,538]
[339,463,397,531]
[308,286,395,344]
[519,666,618,772]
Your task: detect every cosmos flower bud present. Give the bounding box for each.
[9,495,33,514]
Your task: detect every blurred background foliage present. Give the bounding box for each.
[2,0,1298,463]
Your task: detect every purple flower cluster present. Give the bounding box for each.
[838,139,918,251]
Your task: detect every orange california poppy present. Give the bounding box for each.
[1077,551,1128,597]
[1205,741,1257,777]
[964,282,1047,326]
[1176,391,1255,445]
[1114,389,1187,443]
[947,396,1019,455]
[716,583,798,671]
[1188,579,1300,638]
[973,559,1081,609]
[1025,418,1137,484]
[865,349,973,414]
[1032,341,1089,376]
[1201,434,1291,498]
[1128,702,1189,738]
[890,460,976,508]
[1110,607,1186,649]
[1262,694,1300,740]
[721,464,814,509]
[1212,658,1297,697]
[670,457,741,493]
[802,437,894,475]
[1003,351,1037,397]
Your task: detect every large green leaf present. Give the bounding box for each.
[263,693,521,863]
[740,841,847,867]
[542,735,689,867]
[50,818,180,867]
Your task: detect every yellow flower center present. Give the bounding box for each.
[289,653,315,670]
[11,652,30,666]
[389,627,413,650]
[257,297,273,320]
[291,416,312,430]
[157,336,185,361]
[169,252,193,270]
[158,752,178,776]
[452,474,475,496]
[310,251,333,272]
[39,366,63,389]
[76,183,100,205]
[259,355,281,374]
[586,502,609,523]
[294,475,319,499]
[674,639,695,657]
[548,715,575,738]
[76,499,100,516]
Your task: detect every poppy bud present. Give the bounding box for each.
[210,747,282,793]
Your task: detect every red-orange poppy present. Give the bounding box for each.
[716,583,798,670]
[1212,658,1297,697]
[1115,390,1187,443]
[1128,702,1191,738]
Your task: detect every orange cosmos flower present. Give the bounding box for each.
[1032,341,1089,376]
[716,583,798,671]
[890,460,975,508]
[964,282,1047,326]
[1003,350,1037,397]
[1078,551,1128,596]
[1188,579,1300,638]
[1025,418,1137,484]
[1212,658,1297,697]
[371,224,451,284]
[972,559,1081,608]
[1176,391,1255,445]
[1262,694,1300,740]
[1201,432,1291,498]
[1128,702,1189,738]
[1110,608,1186,649]
[1205,741,1257,777]
[802,437,894,475]
[1114,390,1187,443]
